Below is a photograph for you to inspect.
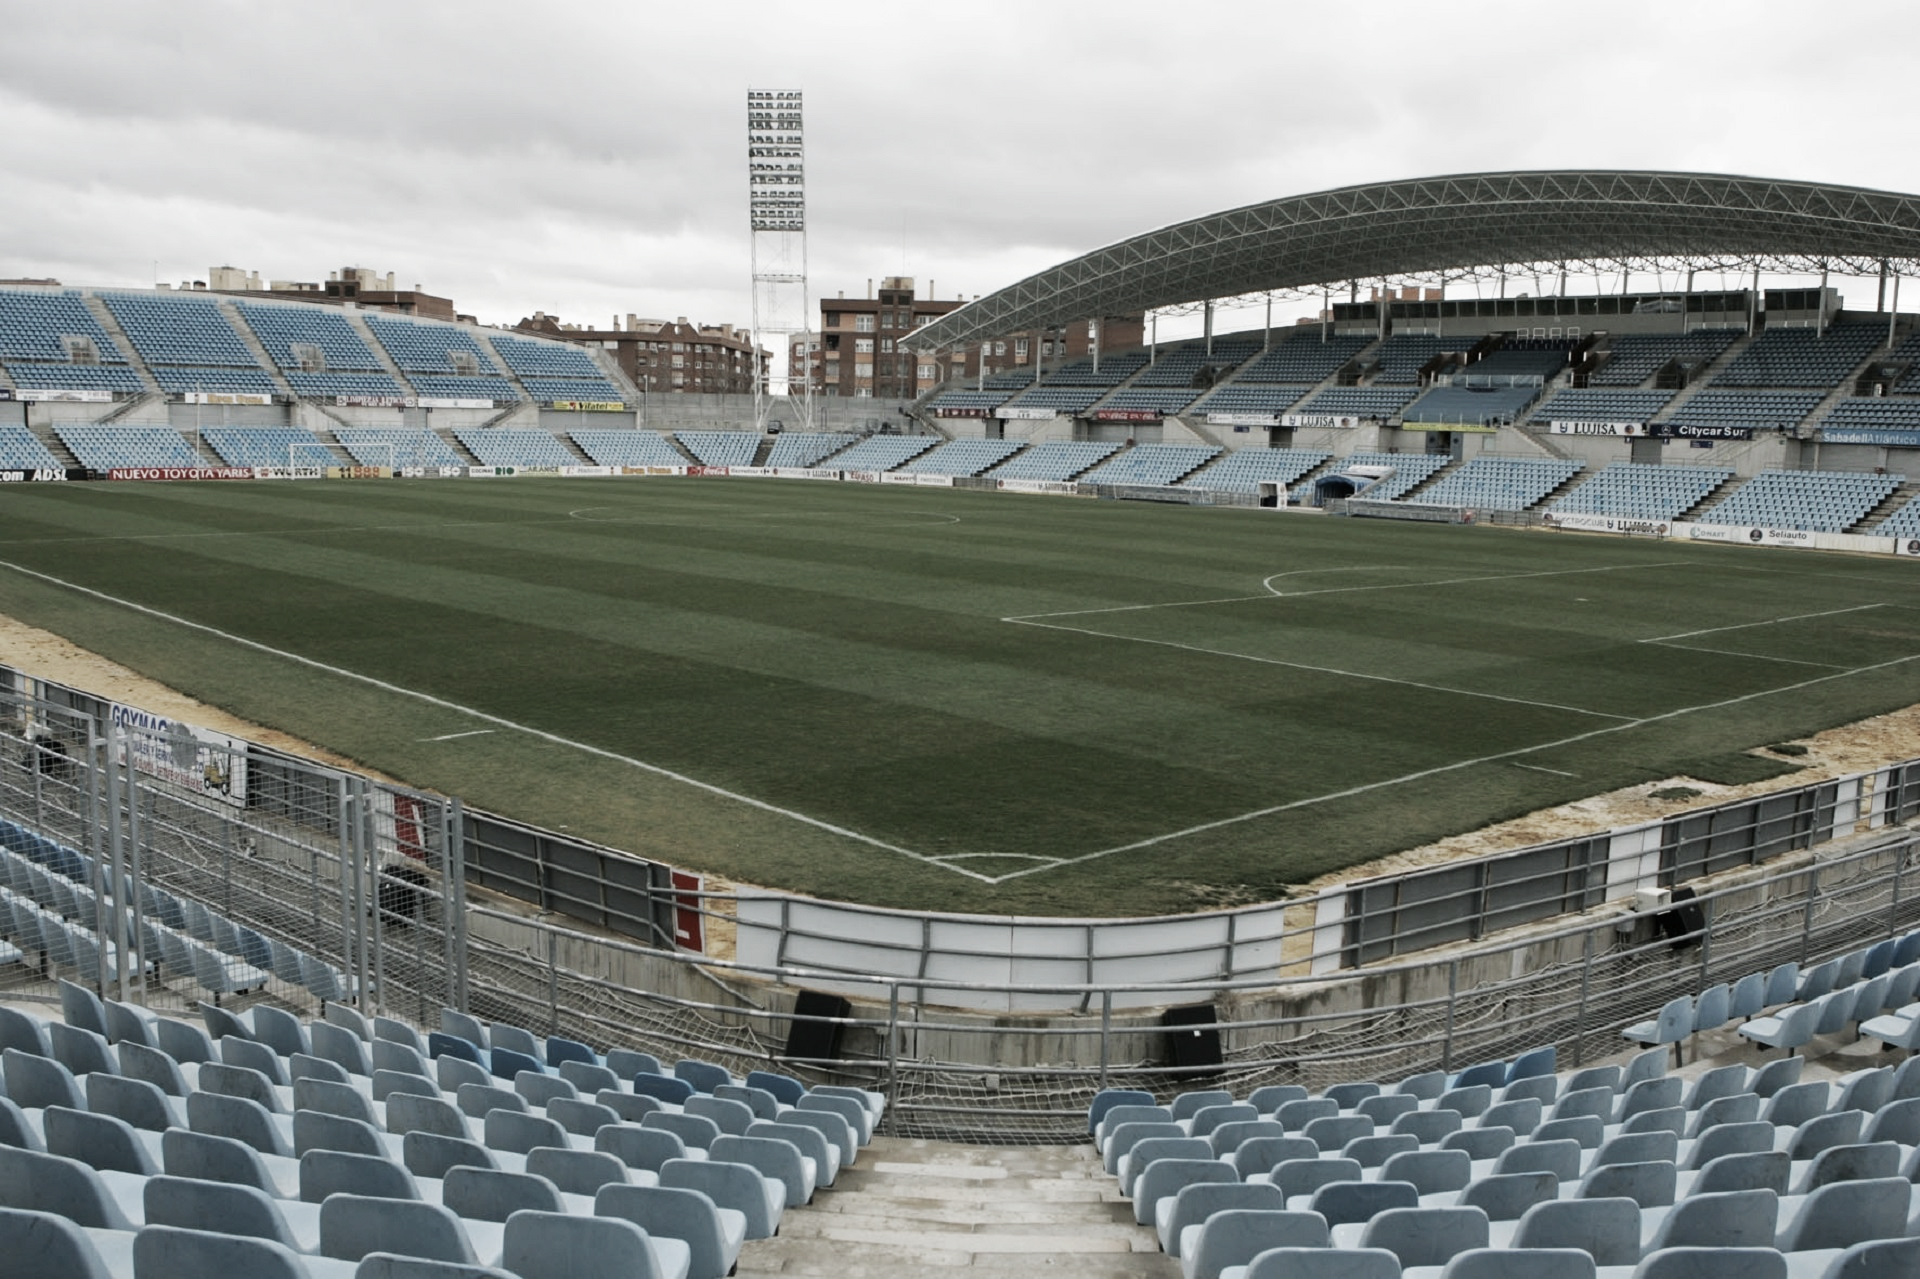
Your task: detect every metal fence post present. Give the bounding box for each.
[1440,959,1459,1072]
[83,732,105,999]
[1572,927,1594,1067]
[885,985,901,1108]
[1889,837,1908,938]
[337,776,356,1006]
[1800,862,1820,964]
[104,727,129,1003]
[1098,990,1112,1091]
[449,797,469,1014]
[546,926,560,1036]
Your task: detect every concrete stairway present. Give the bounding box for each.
[735,1137,1176,1279]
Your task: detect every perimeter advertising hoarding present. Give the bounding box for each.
[0,469,66,482]
[1092,408,1162,423]
[1400,421,1499,433]
[1549,420,1647,437]
[1208,412,1278,427]
[336,395,405,408]
[415,397,497,410]
[1278,413,1360,428]
[181,392,274,406]
[14,389,113,403]
[1542,512,1670,536]
[325,466,393,480]
[1648,424,1754,440]
[619,466,686,476]
[997,406,1056,420]
[1821,429,1920,447]
[107,467,253,481]
[111,703,246,809]
[547,401,625,412]
[936,407,989,418]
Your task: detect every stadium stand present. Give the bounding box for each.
[764,433,855,468]
[986,440,1120,481]
[0,290,127,364]
[54,426,203,470]
[283,372,407,399]
[926,389,1016,413]
[1817,398,1920,432]
[1401,384,1540,426]
[1131,340,1261,388]
[333,429,465,468]
[1698,469,1903,532]
[1454,345,1570,384]
[0,426,64,471]
[364,317,504,375]
[236,301,386,372]
[568,430,687,468]
[149,367,281,396]
[1875,492,1920,537]
[409,377,519,403]
[1712,321,1883,387]
[1233,334,1373,384]
[201,427,327,468]
[1006,387,1107,414]
[1038,353,1149,387]
[2,363,146,392]
[1180,448,1330,493]
[1370,335,1477,384]
[821,436,939,471]
[896,438,1024,475]
[1329,451,1450,500]
[1078,444,1220,487]
[491,335,606,381]
[1098,388,1208,414]
[1527,388,1674,424]
[1407,457,1584,511]
[1289,386,1421,420]
[453,429,576,469]
[1588,329,1741,386]
[1191,385,1314,415]
[100,294,258,368]
[1547,464,1733,520]
[1661,391,1826,431]
[673,432,760,467]
[521,378,627,403]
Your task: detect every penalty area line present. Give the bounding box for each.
[0,558,997,885]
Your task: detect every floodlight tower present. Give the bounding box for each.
[747,89,813,433]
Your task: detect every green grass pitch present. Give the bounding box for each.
[2,476,1918,917]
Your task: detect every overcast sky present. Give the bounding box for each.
[3,0,1918,345]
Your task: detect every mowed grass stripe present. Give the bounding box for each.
[3,480,1920,916]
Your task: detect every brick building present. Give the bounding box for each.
[794,277,1142,398]
[515,313,768,395]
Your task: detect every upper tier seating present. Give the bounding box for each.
[521,379,627,403]
[1454,347,1568,384]
[453,430,575,469]
[101,295,257,367]
[927,389,1017,413]
[236,303,385,371]
[1407,457,1583,511]
[1132,340,1261,388]
[986,441,1120,482]
[0,426,65,470]
[1713,322,1883,388]
[1078,445,1221,487]
[1181,448,1330,493]
[1192,386,1314,415]
[1662,392,1825,431]
[823,436,939,471]
[1527,389,1674,425]
[54,427,202,470]
[1818,399,1920,433]
[1039,353,1149,388]
[674,433,760,468]
[149,368,280,396]
[1233,334,1373,384]
[568,431,687,468]
[1401,385,1540,427]
[1007,387,1107,414]
[1325,451,1450,501]
[1698,469,1902,533]
[897,439,1024,475]
[1100,389,1207,414]
[1289,386,1420,420]
[491,335,605,380]
[0,290,127,363]
[409,377,518,403]
[764,434,855,468]
[1875,493,1920,538]
[201,428,328,468]
[283,373,407,399]
[1370,335,1478,384]
[4,364,146,393]
[333,430,464,469]
[1547,465,1733,521]
[364,318,503,375]
[1589,329,1741,386]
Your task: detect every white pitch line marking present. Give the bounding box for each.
[1640,603,1886,643]
[1643,642,1848,670]
[0,558,998,884]
[1514,763,1579,777]
[420,730,497,742]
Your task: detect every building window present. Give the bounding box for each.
[1015,339,1029,357]
[854,338,874,354]
[994,341,1007,356]
[917,363,936,379]
[854,314,875,333]
[880,339,893,353]
[824,312,841,329]
[671,355,684,368]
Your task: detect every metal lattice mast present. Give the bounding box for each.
[747,89,812,433]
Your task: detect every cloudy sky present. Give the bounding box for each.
[2,0,1917,344]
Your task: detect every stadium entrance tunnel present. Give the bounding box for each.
[1312,463,1397,505]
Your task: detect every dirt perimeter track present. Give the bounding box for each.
[8,609,1920,901]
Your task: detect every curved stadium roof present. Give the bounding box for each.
[908,170,1920,351]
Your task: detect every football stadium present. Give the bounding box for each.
[4,161,1920,1278]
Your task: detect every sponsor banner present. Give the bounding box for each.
[1897,538,1920,558]
[670,869,706,952]
[935,406,989,418]
[913,473,954,487]
[1400,420,1500,433]
[558,465,617,478]
[414,397,497,410]
[1542,512,1670,536]
[335,395,405,408]
[842,470,881,484]
[1279,413,1361,429]
[996,406,1057,420]
[465,466,517,479]
[1671,522,1849,550]
[1549,420,1647,437]
[181,392,275,406]
[248,466,323,480]
[0,389,11,400]
[728,466,775,477]
[774,466,840,480]
[1092,408,1162,423]
[1208,411,1278,427]
[326,465,393,480]
[14,388,113,403]
[880,472,919,485]
[1350,499,1470,523]
[685,466,728,477]
[110,703,246,809]
[107,467,252,481]
[1648,423,1753,440]
[1820,428,1920,447]
[998,478,1081,495]
[619,465,685,476]
[0,469,67,483]
[547,400,625,412]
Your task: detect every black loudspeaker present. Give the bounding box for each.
[1656,886,1706,949]
[1161,1002,1223,1073]
[784,990,851,1062]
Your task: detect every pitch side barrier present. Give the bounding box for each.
[2,671,1914,1142]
